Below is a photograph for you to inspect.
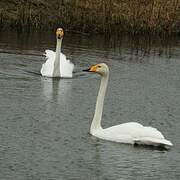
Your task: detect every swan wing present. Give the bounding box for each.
[41,50,55,77]
[104,122,165,139]
[96,122,144,143]
[133,126,173,148]
[59,53,74,78]
[44,50,55,60]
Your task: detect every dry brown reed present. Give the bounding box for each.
[0,0,179,34]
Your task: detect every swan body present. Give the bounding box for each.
[41,28,74,78]
[93,122,172,147]
[84,63,173,149]
[41,50,74,78]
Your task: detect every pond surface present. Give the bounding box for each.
[0,30,180,180]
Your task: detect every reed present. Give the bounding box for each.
[1,0,179,34]
[0,9,4,26]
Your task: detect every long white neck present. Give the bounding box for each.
[90,71,109,135]
[53,38,62,77]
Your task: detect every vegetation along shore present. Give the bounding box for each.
[0,0,180,34]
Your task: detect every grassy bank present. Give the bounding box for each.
[0,0,179,34]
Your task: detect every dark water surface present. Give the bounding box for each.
[0,31,180,180]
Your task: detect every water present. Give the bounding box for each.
[0,30,180,180]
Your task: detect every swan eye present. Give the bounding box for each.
[97,65,101,68]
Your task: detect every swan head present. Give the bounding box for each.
[83,63,109,76]
[56,28,64,39]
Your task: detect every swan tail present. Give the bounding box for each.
[134,137,173,149]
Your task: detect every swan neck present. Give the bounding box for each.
[90,72,109,134]
[53,38,62,76]
[56,38,62,53]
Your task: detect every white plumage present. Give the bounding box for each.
[41,50,74,78]
[40,28,74,78]
[84,63,173,149]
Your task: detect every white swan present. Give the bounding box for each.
[41,28,74,78]
[84,63,173,149]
